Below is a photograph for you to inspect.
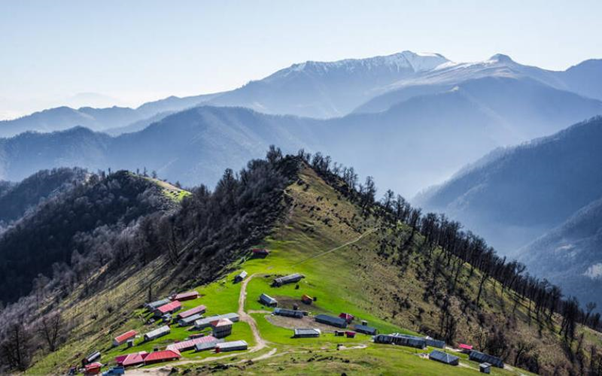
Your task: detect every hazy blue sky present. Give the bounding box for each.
[1,0,600,118]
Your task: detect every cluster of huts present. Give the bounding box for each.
[90,290,248,373]
[373,334,501,371]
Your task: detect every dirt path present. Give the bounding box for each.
[238,273,268,352]
[127,230,379,374]
[292,227,378,266]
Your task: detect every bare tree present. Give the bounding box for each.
[0,323,33,371]
[37,312,65,352]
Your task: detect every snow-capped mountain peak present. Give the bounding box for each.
[487,53,516,64]
[282,50,450,76]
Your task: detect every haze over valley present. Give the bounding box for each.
[1,2,601,374]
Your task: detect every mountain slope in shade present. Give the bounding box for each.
[0,171,173,303]
[0,107,320,186]
[0,106,138,138]
[321,76,602,196]
[415,116,602,254]
[0,94,220,138]
[2,81,602,198]
[560,59,602,101]
[0,167,88,224]
[519,197,602,310]
[109,106,319,186]
[0,127,111,182]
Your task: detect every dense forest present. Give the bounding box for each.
[0,168,88,226]
[0,148,600,373]
[0,170,174,303]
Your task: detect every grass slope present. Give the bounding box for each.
[29,165,599,375]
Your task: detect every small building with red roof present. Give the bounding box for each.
[115,351,148,367]
[339,313,355,323]
[154,300,182,317]
[458,343,473,353]
[84,362,102,375]
[251,248,270,258]
[211,318,233,339]
[176,305,206,320]
[172,291,199,301]
[113,330,137,347]
[166,335,218,352]
[143,349,181,365]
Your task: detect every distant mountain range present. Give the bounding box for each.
[2,72,602,196]
[0,167,88,225]
[416,116,602,308]
[3,51,601,138]
[519,197,602,310]
[1,51,602,302]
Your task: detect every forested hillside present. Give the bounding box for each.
[416,116,602,254]
[1,150,600,375]
[0,171,175,303]
[0,168,88,225]
[519,198,602,315]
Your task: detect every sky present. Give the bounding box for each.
[0,0,600,119]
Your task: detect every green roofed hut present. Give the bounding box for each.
[429,350,459,366]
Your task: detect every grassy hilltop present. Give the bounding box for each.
[25,161,602,375]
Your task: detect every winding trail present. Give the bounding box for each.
[292,226,378,266]
[125,228,379,374]
[237,273,268,352]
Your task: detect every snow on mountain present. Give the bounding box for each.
[278,51,450,77]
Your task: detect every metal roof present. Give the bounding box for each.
[194,313,239,328]
[144,325,170,339]
[195,339,224,351]
[294,328,321,336]
[273,273,304,285]
[144,349,181,363]
[315,314,348,328]
[425,337,446,348]
[274,308,304,318]
[146,298,170,309]
[114,330,137,344]
[178,314,203,326]
[237,271,248,279]
[259,293,278,305]
[216,340,248,351]
[354,324,377,335]
[429,350,459,365]
[155,300,181,314]
[166,335,218,352]
[173,291,199,300]
[469,351,504,368]
[177,305,206,319]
